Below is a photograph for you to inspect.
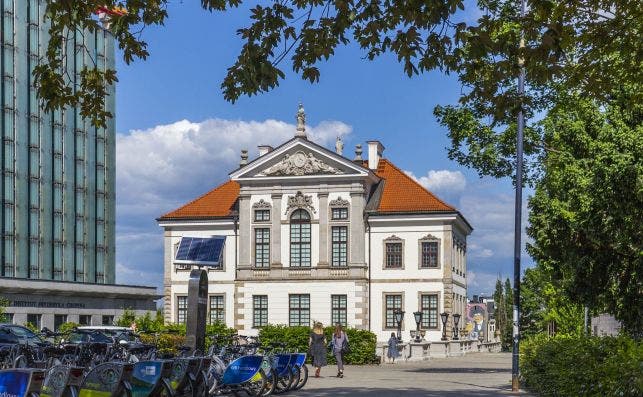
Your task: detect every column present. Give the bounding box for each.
[317,193,328,266]
[270,193,282,267]
[349,192,366,266]
[163,230,173,323]
[442,224,454,338]
[238,195,251,268]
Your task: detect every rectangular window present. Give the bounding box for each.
[26,314,41,329]
[420,294,439,329]
[385,294,402,328]
[289,294,310,326]
[177,296,187,324]
[254,228,270,268]
[331,207,348,220]
[54,314,67,331]
[79,315,92,326]
[331,295,347,327]
[102,315,114,326]
[385,242,403,268]
[209,295,225,324]
[253,295,268,328]
[290,224,311,267]
[421,241,439,268]
[4,313,13,324]
[331,226,348,267]
[254,209,270,222]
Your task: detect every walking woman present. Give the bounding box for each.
[331,324,349,378]
[308,322,327,377]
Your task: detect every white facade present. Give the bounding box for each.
[159,128,472,342]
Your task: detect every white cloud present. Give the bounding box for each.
[404,169,467,205]
[115,117,352,289]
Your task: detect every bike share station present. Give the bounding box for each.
[1,241,309,396]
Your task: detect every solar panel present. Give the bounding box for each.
[175,236,226,267]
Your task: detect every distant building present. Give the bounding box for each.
[591,314,621,336]
[158,106,472,342]
[0,1,157,329]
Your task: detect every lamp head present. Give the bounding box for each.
[413,311,422,325]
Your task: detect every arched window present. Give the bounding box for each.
[290,209,311,267]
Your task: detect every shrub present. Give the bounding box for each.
[258,325,378,365]
[521,334,642,396]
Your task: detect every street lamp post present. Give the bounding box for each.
[440,312,449,341]
[394,309,405,342]
[413,311,422,342]
[453,314,461,340]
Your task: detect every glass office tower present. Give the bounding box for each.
[1,0,115,283]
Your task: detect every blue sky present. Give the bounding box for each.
[114,2,531,295]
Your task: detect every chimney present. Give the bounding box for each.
[366,140,385,170]
[239,149,248,167]
[258,145,273,157]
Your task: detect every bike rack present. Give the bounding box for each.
[42,365,84,397]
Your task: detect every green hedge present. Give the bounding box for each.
[521,334,642,396]
[258,325,378,365]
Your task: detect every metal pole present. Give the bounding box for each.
[512,0,526,391]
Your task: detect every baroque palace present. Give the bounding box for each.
[157,106,472,342]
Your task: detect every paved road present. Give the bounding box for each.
[298,352,531,396]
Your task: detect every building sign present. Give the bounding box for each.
[8,300,86,309]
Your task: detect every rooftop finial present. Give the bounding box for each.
[295,103,306,138]
[354,144,363,161]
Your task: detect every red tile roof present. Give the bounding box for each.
[370,159,455,213]
[159,159,454,220]
[158,180,239,220]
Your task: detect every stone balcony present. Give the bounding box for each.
[236,265,368,281]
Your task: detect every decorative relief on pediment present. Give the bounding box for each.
[260,150,343,176]
[329,196,350,207]
[285,191,316,214]
[420,234,440,241]
[252,199,272,209]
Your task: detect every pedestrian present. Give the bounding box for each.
[387,332,400,363]
[331,323,349,378]
[308,322,327,377]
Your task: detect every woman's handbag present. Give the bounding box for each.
[341,339,351,354]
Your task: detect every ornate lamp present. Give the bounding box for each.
[453,313,461,340]
[413,311,422,342]
[440,312,449,341]
[394,309,405,342]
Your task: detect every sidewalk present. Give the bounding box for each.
[298,353,532,396]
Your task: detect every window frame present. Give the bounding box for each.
[383,293,404,330]
[254,209,271,222]
[176,295,188,325]
[209,294,225,325]
[288,294,310,327]
[383,236,404,269]
[253,227,271,268]
[330,207,348,221]
[330,225,348,267]
[289,209,311,267]
[331,294,348,327]
[418,235,440,269]
[252,295,268,328]
[419,293,440,330]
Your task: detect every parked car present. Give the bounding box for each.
[0,324,48,347]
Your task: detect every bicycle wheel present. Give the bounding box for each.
[293,364,308,390]
[243,368,267,397]
[289,365,301,392]
[260,369,276,396]
[272,367,293,395]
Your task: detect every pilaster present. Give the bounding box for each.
[238,195,251,268]
[442,224,454,337]
[317,192,329,266]
[270,193,282,267]
[163,229,173,323]
[349,192,366,265]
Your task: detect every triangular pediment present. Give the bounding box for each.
[230,138,372,181]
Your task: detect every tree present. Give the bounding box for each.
[0,298,8,323]
[493,279,507,347]
[520,266,584,337]
[527,89,642,335]
[502,278,513,349]
[36,1,640,133]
